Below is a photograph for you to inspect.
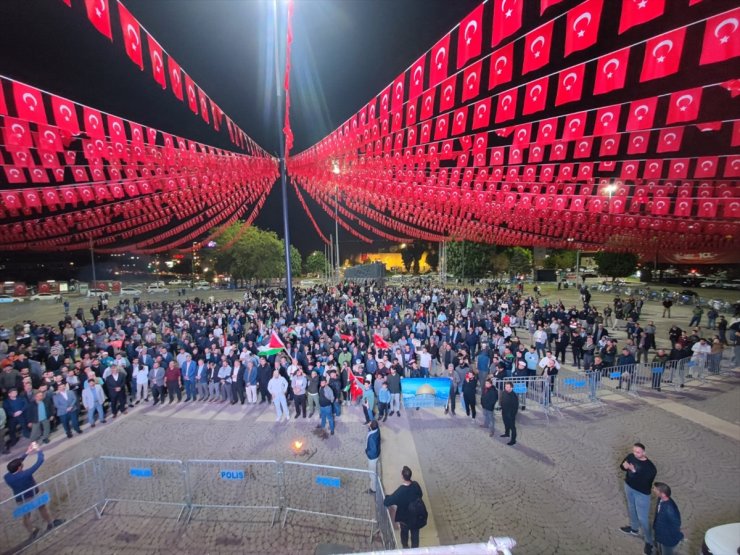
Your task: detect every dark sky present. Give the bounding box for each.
[0,0,482,257]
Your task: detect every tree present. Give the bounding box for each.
[491,252,510,276]
[543,249,577,270]
[446,241,498,278]
[594,251,638,281]
[507,247,533,276]
[305,251,328,276]
[425,246,439,271]
[401,246,415,273]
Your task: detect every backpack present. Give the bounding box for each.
[406,497,428,529]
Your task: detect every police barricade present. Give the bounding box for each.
[597,363,640,396]
[493,377,553,418]
[96,456,189,520]
[281,461,378,542]
[373,472,398,550]
[184,459,281,525]
[0,458,101,554]
[553,373,602,408]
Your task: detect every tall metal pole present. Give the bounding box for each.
[334,183,340,283]
[89,238,96,287]
[273,0,293,313]
[329,234,334,283]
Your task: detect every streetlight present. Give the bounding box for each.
[332,162,340,283]
[603,184,618,199]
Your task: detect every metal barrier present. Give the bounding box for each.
[184,459,281,525]
[281,461,378,542]
[374,473,399,550]
[493,376,556,419]
[596,363,641,397]
[554,373,602,408]
[0,458,101,554]
[96,456,189,520]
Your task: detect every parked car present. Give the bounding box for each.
[30,293,61,301]
[0,294,23,303]
[721,279,740,290]
[146,285,169,294]
[702,522,740,555]
[119,287,142,296]
[193,281,210,290]
[168,279,189,286]
[87,289,105,297]
[700,278,724,288]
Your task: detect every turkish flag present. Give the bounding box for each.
[509,146,523,164]
[50,95,80,135]
[452,107,468,135]
[72,166,89,182]
[627,131,650,154]
[537,117,558,144]
[457,4,483,68]
[420,89,435,121]
[666,88,702,124]
[550,141,568,161]
[84,0,112,40]
[540,165,555,182]
[513,123,532,146]
[107,115,126,141]
[656,127,684,153]
[492,0,523,47]
[723,199,740,218]
[488,42,514,91]
[599,134,621,156]
[593,48,629,95]
[640,27,686,82]
[651,197,670,216]
[430,34,450,88]
[118,2,143,69]
[34,125,63,152]
[63,150,76,165]
[1,190,23,211]
[130,122,144,146]
[184,74,198,114]
[10,148,31,168]
[522,20,554,74]
[490,146,505,166]
[593,104,621,136]
[408,55,425,100]
[574,138,593,159]
[109,182,125,199]
[695,156,718,178]
[695,121,722,132]
[147,127,157,144]
[555,64,585,106]
[461,60,482,102]
[697,199,718,218]
[439,76,457,112]
[39,150,60,169]
[4,167,25,184]
[495,87,518,123]
[667,158,689,179]
[625,97,658,131]
[700,8,740,65]
[565,0,603,56]
[373,334,390,350]
[168,57,184,100]
[148,35,167,89]
[562,111,587,141]
[379,85,391,117]
[541,0,565,14]
[578,162,594,179]
[643,159,663,179]
[620,162,638,181]
[59,187,78,206]
[434,114,449,140]
[83,107,105,138]
[198,89,210,124]
[392,74,405,113]
[472,98,491,130]
[558,164,574,180]
[23,190,42,208]
[619,0,665,34]
[0,84,7,115]
[78,186,95,203]
[720,79,740,97]
[94,184,111,201]
[724,155,740,177]
[13,82,47,125]
[522,76,549,115]
[124,182,140,197]
[42,189,61,207]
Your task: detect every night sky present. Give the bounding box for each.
[0,0,482,257]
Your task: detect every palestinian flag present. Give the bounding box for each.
[258,331,287,357]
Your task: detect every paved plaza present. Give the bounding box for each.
[1,286,739,554]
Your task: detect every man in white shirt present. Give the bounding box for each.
[267,370,289,422]
[419,347,432,378]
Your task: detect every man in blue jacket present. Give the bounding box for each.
[365,420,381,494]
[651,482,683,555]
[4,444,64,540]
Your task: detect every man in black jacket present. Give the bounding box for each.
[384,466,424,549]
[480,378,498,436]
[500,381,519,446]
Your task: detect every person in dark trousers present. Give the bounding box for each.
[257,356,272,403]
[444,363,459,416]
[651,482,683,555]
[462,371,478,419]
[480,378,498,436]
[4,444,64,540]
[164,361,182,404]
[384,466,424,549]
[316,376,335,435]
[499,381,519,446]
[365,420,380,494]
[105,366,127,417]
[620,442,658,554]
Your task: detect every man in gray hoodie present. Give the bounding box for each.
[386,367,402,417]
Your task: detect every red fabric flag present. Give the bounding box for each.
[627,131,650,154]
[78,186,95,203]
[94,184,111,201]
[555,63,585,106]
[379,85,391,117]
[697,199,718,218]
[0,84,7,115]
[118,2,144,69]
[124,182,140,197]
[198,89,210,123]
[373,334,390,350]
[495,87,518,123]
[550,141,567,161]
[434,114,449,140]
[107,115,126,141]
[148,35,167,89]
[39,150,60,168]
[625,97,658,131]
[619,0,665,34]
[406,99,417,127]
[130,122,144,145]
[724,199,740,219]
[23,190,42,208]
[4,167,25,184]
[562,111,587,141]
[699,9,740,66]
[430,34,450,88]
[541,0,565,14]
[666,88,702,124]
[651,197,670,216]
[599,134,621,156]
[59,187,78,206]
[457,4,483,69]
[565,0,603,56]
[391,74,405,114]
[720,79,740,97]
[578,162,594,179]
[695,156,718,178]
[439,75,457,112]
[673,198,692,217]
[50,95,80,135]
[184,74,198,114]
[109,182,125,199]
[508,147,523,165]
[472,98,491,130]
[409,55,425,100]
[3,118,32,148]
[42,189,61,207]
[488,42,514,91]
[452,107,468,135]
[492,0,523,47]
[462,60,482,102]
[72,166,89,182]
[643,159,663,179]
[593,104,621,136]
[13,82,47,125]
[420,89,435,120]
[656,127,684,153]
[147,127,157,144]
[536,117,558,144]
[640,27,686,82]
[574,138,593,158]
[522,21,554,74]
[513,123,533,146]
[725,155,740,177]
[695,121,722,132]
[490,146,505,166]
[84,0,112,40]
[522,76,549,115]
[1,190,23,211]
[668,158,689,179]
[168,57,184,101]
[593,48,629,95]
[83,107,105,138]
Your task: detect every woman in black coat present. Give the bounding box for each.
[462,372,478,419]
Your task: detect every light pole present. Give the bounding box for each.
[89,237,96,287]
[332,162,340,283]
